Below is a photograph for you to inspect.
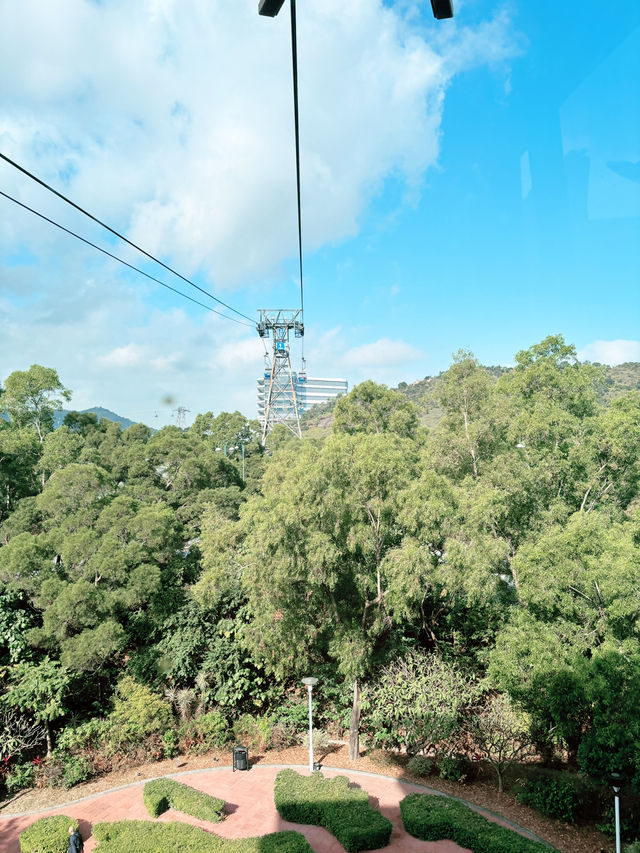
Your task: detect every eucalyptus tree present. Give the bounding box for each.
[197,384,423,758]
[0,365,71,443]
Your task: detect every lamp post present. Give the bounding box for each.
[302,677,318,773]
[609,773,623,853]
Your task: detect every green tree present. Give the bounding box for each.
[468,693,534,792]
[0,426,39,523]
[198,386,422,759]
[4,658,71,755]
[333,380,419,438]
[1,365,71,442]
[38,426,83,485]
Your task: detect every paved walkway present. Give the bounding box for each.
[0,764,545,853]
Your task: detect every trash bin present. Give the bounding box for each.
[232,746,249,772]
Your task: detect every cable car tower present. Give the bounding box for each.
[257,309,304,445]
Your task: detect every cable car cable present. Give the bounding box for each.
[0,189,254,327]
[289,0,305,356]
[0,151,255,325]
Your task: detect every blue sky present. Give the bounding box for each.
[0,0,638,425]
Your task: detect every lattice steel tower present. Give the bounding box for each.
[257,309,304,445]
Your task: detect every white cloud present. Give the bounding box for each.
[98,343,144,368]
[578,339,640,365]
[343,338,423,368]
[0,0,519,286]
[0,1,519,420]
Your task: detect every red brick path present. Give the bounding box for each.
[0,764,498,852]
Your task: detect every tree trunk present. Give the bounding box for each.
[45,720,53,758]
[348,679,360,761]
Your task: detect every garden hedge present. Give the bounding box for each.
[400,793,557,853]
[19,816,79,853]
[274,769,392,852]
[143,777,225,821]
[92,820,312,852]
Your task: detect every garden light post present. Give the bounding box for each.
[609,773,623,853]
[302,677,318,773]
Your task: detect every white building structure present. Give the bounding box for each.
[257,372,347,427]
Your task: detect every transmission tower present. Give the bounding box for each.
[257,309,303,445]
[172,407,190,430]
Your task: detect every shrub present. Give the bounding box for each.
[162,729,179,759]
[269,721,299,750]
[6,761,35,793]
[299,729,330,753]
[274,769,392,853]
[400,793,556,853]
[438,753,470,783]
[109,677,173,746]
[367,650,479,755]
[143,777,225,822]
[178,710,229,754]
[517,775,580,822]
[273,700,309,731]
[56,718,111,754]
[92,820,312,851]
[407,755,434,777]
[19,815,78,853]
[232,713,272,750]
[625,843,640,853]
[60,755,91,789]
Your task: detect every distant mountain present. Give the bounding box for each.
[53,407,138,431]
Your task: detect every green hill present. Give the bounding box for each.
[300,362,640,434]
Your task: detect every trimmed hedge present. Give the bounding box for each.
[274,769,392,852]
[143,777,225,822]
[400,793,557,853]
[20,816,79,853]
[92,820,312,852]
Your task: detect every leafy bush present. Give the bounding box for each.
[272,699,309,732]
[178,710,229,754]
[407,755,434,777]
[274,769,392,852]
[269,721,299,750]
[6,761,35,793]
[143,777,225,822]
[232,713,272,750]
[19,815,78,853]
[438,753,470,783]
[60,755,91,789]
[299,729,330,753]
[400,793,556,853]
[56,718,111,754]
[517,775,580,822]
[109,677,173,746]
[625,843,640,853]
[92,820,312,851]
[162,728,179,758]
[367,651,479,755]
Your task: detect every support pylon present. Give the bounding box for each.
[257,309,303,445]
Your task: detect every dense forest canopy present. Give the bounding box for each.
[1,337,639,798]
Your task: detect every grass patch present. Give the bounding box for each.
[19,815,78,853]
[143,777,225,822]
[92,820,312,852]
[274,769,392,852]
[400,793,557,853]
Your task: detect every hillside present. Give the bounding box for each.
[54,407,138,431]
[300,361,640,434]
